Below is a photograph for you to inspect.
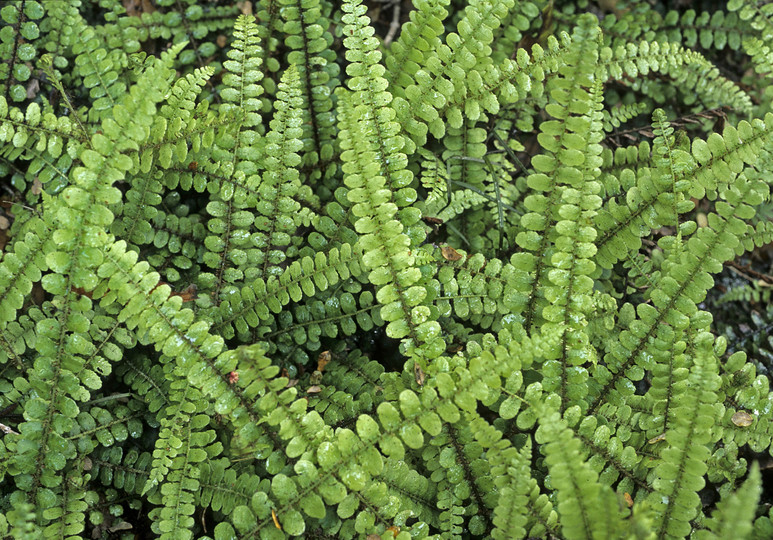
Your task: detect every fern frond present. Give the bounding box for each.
[647,339,721,539]
[596,114,773,269]
[197,458,263,515]
[536,407,627,540]
[279,0,339,181]
[695,462,761,540]
[489,438,541,540]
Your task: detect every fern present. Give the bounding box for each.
[2,0,773,538]
[647,339,721,539]
[536,407,627,540]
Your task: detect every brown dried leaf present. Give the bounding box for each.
[623,492,633,507]
[122,0,139,14]
[648,432,666,444]
[413,362,425,386]
[31,178,42,195]
[732,410,754,427]
[122,0,155,16]
[26,78,39,100]
[108,522,133,533]
[307,385,322,394]
[69,285,92,298]
[217,34,228,48]
[440,245,463,261]
[172,283,197,302]
[446,342,464,354]
[317,350,331,372]
[237,0,253,15]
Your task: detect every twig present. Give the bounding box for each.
[726,260,773,284]
[383,0,401,46]
[0,422,18,435]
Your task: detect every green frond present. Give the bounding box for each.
[434,187,488,223]
[589,170,770,413]
[436,251,519,331]
[536,407,626,540]
[506,16,604,417]
[603,102,650,135]
[0,213,50,333]
[0,60,193,506]
[41,470,91,538]
[597,39,752,113]
[491,1,544,63]
[268,286,382,366]
[151,405,220,540]
[0,93,79,190]
[595,113,773,270]
[695,462,761,540]
[279,0,339,181]
[0,503,40,539]
[647,340,721,539]
[71,26,128,121]
[489,439,547,540]
[197,459,264,515]
[211,243,363,340]
[0,1,45,103]
[385,0,449,89]
[90,445,153,496]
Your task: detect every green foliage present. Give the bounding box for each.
[1,0,773,538]
[536,407,626,539]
